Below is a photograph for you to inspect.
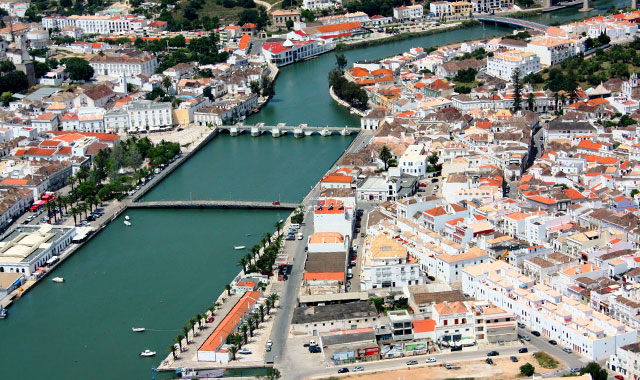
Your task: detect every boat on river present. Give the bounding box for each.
[139,350,156,357]
[0,306,7,319]
[131,327,145,332]
[125,216,130,221]
[233,245,245,250]
[124,220,132,226]
[52,277,64,283]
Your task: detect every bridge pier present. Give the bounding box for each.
[251,126,261,136]
[271,127,281,137]
[633,0,638,9]
[543,0,551,8]
[230,127,240,136]
[579,0,591,11]
[294,127,304,138]
[340,127,351,136]
[320,128,331,137]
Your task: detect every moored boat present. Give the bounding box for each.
[0,306,7,319]
[139,349,156,357]
[52,277,64,283]
[131,327,145,332]
[124,220,132,226]
[233,246,245,250]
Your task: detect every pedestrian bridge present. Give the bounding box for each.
[476,16,549,32]
[130,200,299,210]
[218,123,361,137]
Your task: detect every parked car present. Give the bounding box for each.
[517,322,525,328]
[338,368,349,373]
[523,335,531,341]
[309,346,321,353]
[563,348,572,354]
[487,351,499,356]
[486,358,494,365]
[615,376,624,380]
[548,340,557,345]
[531,330,541,336]
[426,357,437,363]
[445,363,452,370]
[272,201,280,205]
[206,316,214,323]
[518,348,528,353]
[510,356,518,362]
[238,349,252,355]
[309,340,317,347]
[266,346,271,352]
[570,368,581,374]
[352,366,364,372]
[406,360,418,365]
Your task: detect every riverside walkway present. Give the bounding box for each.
[130,200,298,210]
[217,123,360,137]
[476,15,549,32]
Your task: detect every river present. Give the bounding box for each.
[0,1,630,378]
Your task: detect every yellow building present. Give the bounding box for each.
[451,1,473,16]
[172,109,191,126]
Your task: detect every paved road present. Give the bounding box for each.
[519,327,587,370]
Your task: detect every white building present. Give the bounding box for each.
[360,234,423,290]
[399,144,428,177]
[393,5,424,21]
[430,2,452,17]
[0,225,75,279]
[487,51,540,81]
[301,0,341,11]
[42,15,147,35]
[462,261,637,360]
[525,37,582,66]
[89,53,157,78]
[104,101,172,133]
[435,246,489,283]
[193,107,232,127]
[262,39,333,67]
[313,198,354,241]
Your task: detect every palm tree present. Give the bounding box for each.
[260,236,269,249]
[189,317,197,336]
[168,344,177,359]
[196,313,204,329]
[265,298,273,315]
[182,326,190,344]
[248,319,255,337]
[251,244,261,260]
[208,305,216,316]
[559,93,567,109]
[174,335,183,351]
[225,284,232,296]
[60,195,69,214]
[268,293,279,308]
[263,232,272,246]
[258,305,265,323]
[240,323,248,345]
[228,344,238,361]
[69,207,78,226]
[68,174,77,191]
[379,145,392,170]
[238,257,247,273]
[274,220,283,236]
[554,92,559,110]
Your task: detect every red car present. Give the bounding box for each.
[615,376,624,380]
[272,201,280,205]
[206,316,215,323]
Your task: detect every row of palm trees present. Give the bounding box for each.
[168,302,223,360]
[42,192,102,225]
[227,293,279,361]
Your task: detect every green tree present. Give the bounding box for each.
[631,189,639,198]
[228,344,238,361]
[1,91,12,106]
[285,19,294,30]
[174,335,183,352]
[250,80,260,95]
[168,344,177,359]
[527,92,536,111]
[64,57,94,81]
[274,220,283,236]
[581,362,607,380]
[520,363,535,376]
[182,326,190,343]
[379,145,392,170]
[225,283,232,296]
[301,8,315,22]
[260,368,281,380]
[0,60,14,73]
[0,71,28,94]
[335,53,347,72]
[512,68,522,112]
[162,76,172,92]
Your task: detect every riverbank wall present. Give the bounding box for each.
[329,86,367,118]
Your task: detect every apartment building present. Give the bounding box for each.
[399,144,428,177]
[89,53,157,78]
[104,101,173,133]
[360,233,423,290]
[302,0,341,11]
[462,261,637,360]
[42,15,147,35]
[487,51,540,81]
[393,5,424,21]
[525,37,582,66]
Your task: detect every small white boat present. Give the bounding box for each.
[125,215,130,220]
[124,220,132,226]
[131,327,145,332]
[140,349,156,357]
[52,277,64,283]
[234,246,245,250]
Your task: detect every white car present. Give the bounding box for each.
[353,366,364,372]
[426,357,437,363]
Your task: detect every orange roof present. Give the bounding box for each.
[577,140,602,151]
[238,34,251,50]
[315,199,345,214]
[505,211,528,221]
[316,21,361,34]
[34,112,57,121]
[24,147,56,156]
[587,97,609,106]
[309,232,344,244]
[303,272,344,281]
[563,264,600,276]
[371,68,393,76]
[348,67,370,77]
[0,178,28,185]
[322,174,352,183]
[236,280,257,287]
[564,188,585,200]
[50,131,119,142]
[40,140,62,147]
[412,319,436,333]
[527,195,557,205]
[581,154,618,165]
[199,291,261,352]
[57,146,72,155]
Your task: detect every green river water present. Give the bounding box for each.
[0,1,628,379]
